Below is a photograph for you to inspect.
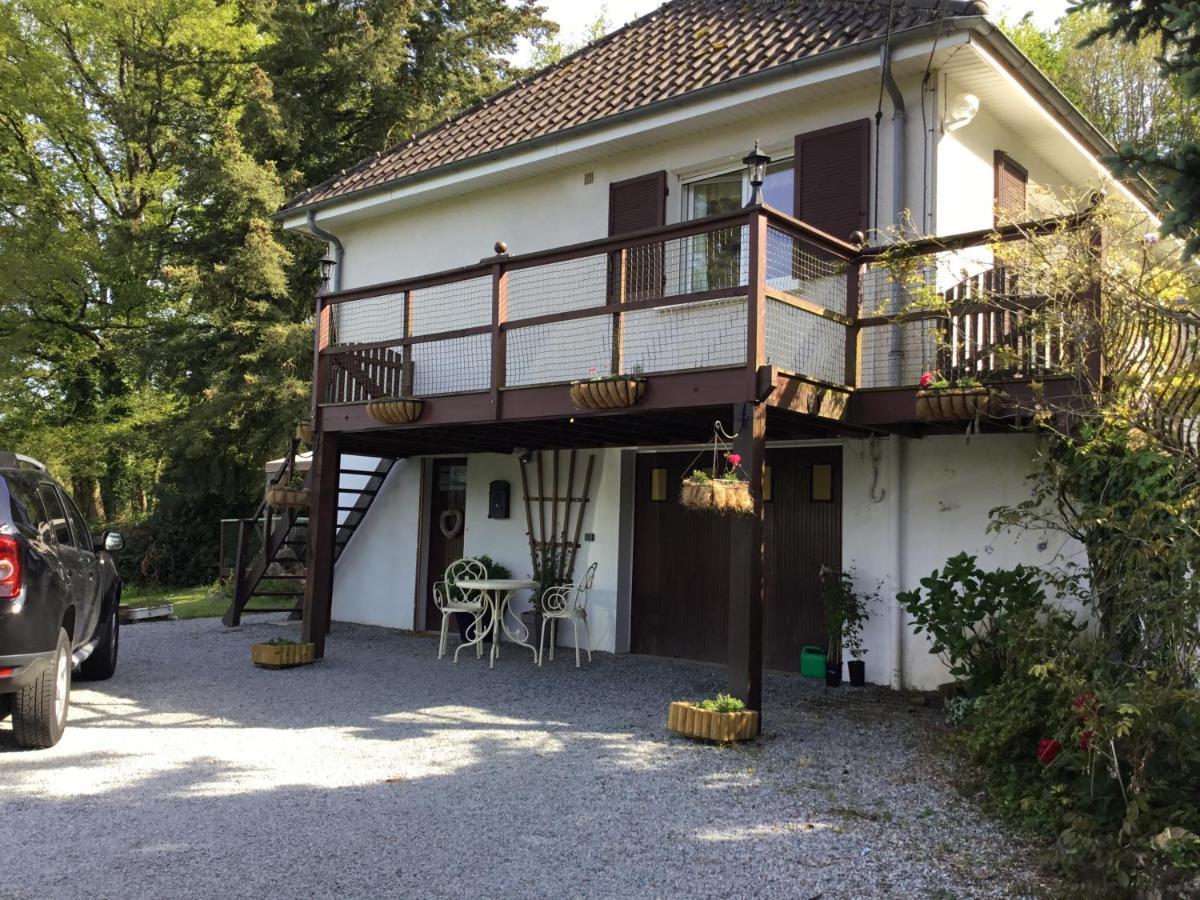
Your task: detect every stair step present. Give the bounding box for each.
[262,573,306,579]
[339,467,390,477]
[250,590,305,597]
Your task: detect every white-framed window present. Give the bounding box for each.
[680,158,794,291]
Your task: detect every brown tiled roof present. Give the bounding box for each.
[283,0,984,213]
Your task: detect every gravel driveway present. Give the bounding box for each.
[0,616,1056,899]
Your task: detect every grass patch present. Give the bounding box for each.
[121,584,295,620]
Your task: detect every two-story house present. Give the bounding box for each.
[248,0,1156,706]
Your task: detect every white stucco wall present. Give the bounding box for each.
[330,459,422,629]
[842,433,1077,690]
[461,450,626,655]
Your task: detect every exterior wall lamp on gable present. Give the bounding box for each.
[318,256,336,294]
[743,141,770,206]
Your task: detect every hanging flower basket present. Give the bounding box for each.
[265,485,309,509]
[569,377,646,410]
[295,420,314,444]
[916,387,1003,422]
[667,701,759,743]
[680,476,754,515]
[366,398,424,425]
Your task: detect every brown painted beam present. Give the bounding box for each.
[301,430,340,658]
[727,400,766,718]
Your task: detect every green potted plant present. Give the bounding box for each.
[668,693,759,742]
[820,568,875,688]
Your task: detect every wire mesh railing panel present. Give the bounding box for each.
[330,291,406,345]
[764,300,846,385]
[410,277,492,336]
[858,321,940,388]
[411,333,491,395]
[621,297,747,374]
[506,317,613,386]
[508,254,608,320]
[765,226,849,315]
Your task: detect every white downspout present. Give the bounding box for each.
[891,434,907,689]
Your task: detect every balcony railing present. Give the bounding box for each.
[315,207,1095,421]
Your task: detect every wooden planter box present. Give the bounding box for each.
[916,387,1003,422]
[668,702,760,742]
[679,478,753,515]
[569,378,646,410]
[265,486,309,509]
[366,398,424,425]
[251,641,315,669]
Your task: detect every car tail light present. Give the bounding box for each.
[0,667,12,678]
[0,534,21,599]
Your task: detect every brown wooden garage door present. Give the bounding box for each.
[631,446,842,670]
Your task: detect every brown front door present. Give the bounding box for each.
[631,447,842,670]
[424,458,467,630]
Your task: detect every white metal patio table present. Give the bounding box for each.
[452,578,539,668]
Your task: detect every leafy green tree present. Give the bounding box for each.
[1066,0,1200,254]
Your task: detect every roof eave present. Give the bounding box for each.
[274,18,972,223]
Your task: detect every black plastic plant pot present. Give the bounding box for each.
[848,659,865,687]
[825,661,843,687]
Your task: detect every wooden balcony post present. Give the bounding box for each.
[401,289,414,395]
[491,261,508,418]
[301,429,340,657]
[727,399,766,717]
[610,248,627,375]
[312,295,329,426]
[746,210,768,397]
[845,257,862,387]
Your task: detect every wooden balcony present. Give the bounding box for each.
[313,206,1096,449]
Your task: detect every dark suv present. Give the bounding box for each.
[0,452,123,748]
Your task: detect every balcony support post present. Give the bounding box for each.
[727,399,766,719]
[746,209,767,396]
[401,290,414,395]
[491,262,508,418]
[845,257,861,387]
[302,429,340,658]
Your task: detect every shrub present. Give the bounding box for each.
[897,553,1077,695]
[697,694,746,713]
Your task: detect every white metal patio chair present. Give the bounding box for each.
[538,562,597,668]
[434,558,488,660]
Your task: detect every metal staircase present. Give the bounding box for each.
[222,435,394,627]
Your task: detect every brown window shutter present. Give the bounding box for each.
[609,171,668,301]
[608,171,667,236]
[994,151,1028,224]
[794,120,871,242]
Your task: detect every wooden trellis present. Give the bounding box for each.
[518,450,595,588]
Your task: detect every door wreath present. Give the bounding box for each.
[438,509,464,539]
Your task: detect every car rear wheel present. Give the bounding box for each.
[12,628,71,749]
[79,603,119,681]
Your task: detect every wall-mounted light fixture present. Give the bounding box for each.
[945,93,980,132]
[743,140,771,206]
[318,257,336,292]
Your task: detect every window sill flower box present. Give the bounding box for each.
[667,701,760,742]
[915,386,1003,421]
[265,486,309,509]
[366,398,424,425]
[251,640,315,670]
[569,377,645,410]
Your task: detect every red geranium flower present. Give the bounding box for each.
[1037,739,1061,765]
[919,372,935,387]
[1073,692,1099,720]
[1079,730,1094,752]
[726,453,742,467]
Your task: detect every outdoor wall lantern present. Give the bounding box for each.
[318,256,336,292]
[743,140,771,206]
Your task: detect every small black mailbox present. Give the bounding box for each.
[488,480,511,519]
